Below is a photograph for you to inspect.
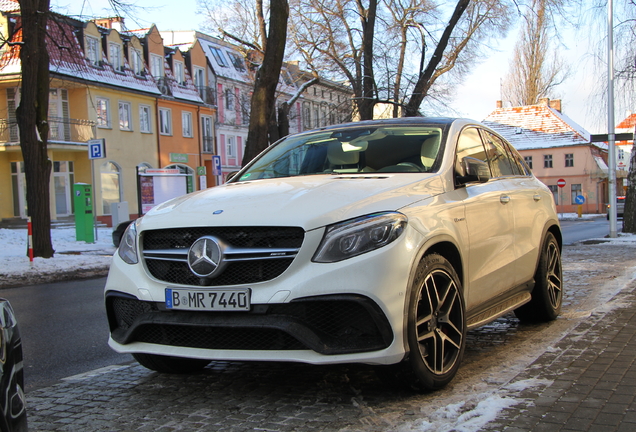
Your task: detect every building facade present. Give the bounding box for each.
[484,99,609,214]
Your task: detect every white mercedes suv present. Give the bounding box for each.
[105,118,562,391]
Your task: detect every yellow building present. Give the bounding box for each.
[0,8,216,226]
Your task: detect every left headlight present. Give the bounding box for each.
[118,220,139,264]
[312,212,407,263]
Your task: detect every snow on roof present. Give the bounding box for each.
[483,104,597,151]
[0,19,162,95]
[0,0,19,12]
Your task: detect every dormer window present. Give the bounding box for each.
[131,48,143,76]
[174,61,184,85]
[109,43,122,71]
[150,54,164,78]
[86,36,100,66]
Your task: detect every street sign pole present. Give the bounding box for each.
[608,0,618,237]
[87,138,106,241]
[557,178,566,219]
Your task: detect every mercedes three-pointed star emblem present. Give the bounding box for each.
[187,236,223,278]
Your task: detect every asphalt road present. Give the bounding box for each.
[0,277,132,391]
[561,218,611,244]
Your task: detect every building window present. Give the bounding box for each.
[96,97,110,128]
[226,136,236,158]
[100,161,122,215]
[182,111,193,137]
[225,89,234,110]
[565,153,574,167]
[86,36,100,66]
[118,101,132,131]
[208,46,228,67]
[139,105,151,133]
[548,185,559,205]
[131,48,143,75]
[571,184,582,204]
[159,108,172,135]
[544,154,553,168]
[174,61,184,85]
[524,155,533,169]
[194,67,205,89]
[201,115,214,153]
[109,43,122,70]
[150,54,164,77]
[227,52,246,72]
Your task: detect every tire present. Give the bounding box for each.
[514,232,563,323]
[400,253,467,391]
[133,353,210,374]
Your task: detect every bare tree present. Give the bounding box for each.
[17,0,54,258]
[501,0,568,106]
[624,139,636,233]
[242,0,289,165]
[291,0,513,119]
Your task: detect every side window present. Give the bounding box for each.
[481,131,515,177]
[456,127,489,177]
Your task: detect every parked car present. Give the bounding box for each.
[607,196,625,219]
[0,299,27,431]
[105,118,562,391]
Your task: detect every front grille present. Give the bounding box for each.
[106,294,393,355]
[142,226,304,286]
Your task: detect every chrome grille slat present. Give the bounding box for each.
[141,226,304,286]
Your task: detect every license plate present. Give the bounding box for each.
[165,288,251,311]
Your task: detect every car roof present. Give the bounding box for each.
[303,117,478,134]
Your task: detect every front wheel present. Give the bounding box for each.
[133,353,210,374]
[514,232,563,322]
[402,253,466,391]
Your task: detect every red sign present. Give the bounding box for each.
[557,179,566,188]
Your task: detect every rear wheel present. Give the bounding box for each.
[133,353,210,374]
[514,232,563,322]
[400,254,466,391]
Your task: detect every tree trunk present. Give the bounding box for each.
[17,0,54,258]
[242,0,289,166]
[623,137,636,233]
[357,0,377,121]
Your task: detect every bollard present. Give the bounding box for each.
[577,205,583,218]
[27,216,33,263]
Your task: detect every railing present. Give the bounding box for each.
[0,117,95,144]
[197,86,216,106]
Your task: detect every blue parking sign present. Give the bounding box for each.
[88,139,105,159]
[212,155,222,176]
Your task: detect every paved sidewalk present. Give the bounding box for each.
[483,278,636,432]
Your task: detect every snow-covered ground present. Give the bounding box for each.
[1,214,636,431]
[0,226,116,287]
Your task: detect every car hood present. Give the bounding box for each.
[140,174,445,232]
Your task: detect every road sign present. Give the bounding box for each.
[88,139,105,159]
[574,195,585,205]
[212,155,222,176]
[557,178,566,188]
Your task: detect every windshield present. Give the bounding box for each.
[236,126,444,181]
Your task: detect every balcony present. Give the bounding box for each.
[197,86,217,106]
[0,117,95,145]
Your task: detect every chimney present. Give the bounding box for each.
[538,97,550,107]
[549,99,562,112]
[496,100,503,109]
[94,17,125,32]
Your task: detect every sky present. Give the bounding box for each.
[50,0,608,134]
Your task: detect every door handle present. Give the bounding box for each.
[534,194,541,201]
[500,195,510,204]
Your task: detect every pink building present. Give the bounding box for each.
[484,99,609,214]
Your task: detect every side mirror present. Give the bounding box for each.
[225,171,239,182]
[457,157,490,185]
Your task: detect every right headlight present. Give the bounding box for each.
[118,220,139,264]
[312,212,407,263]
